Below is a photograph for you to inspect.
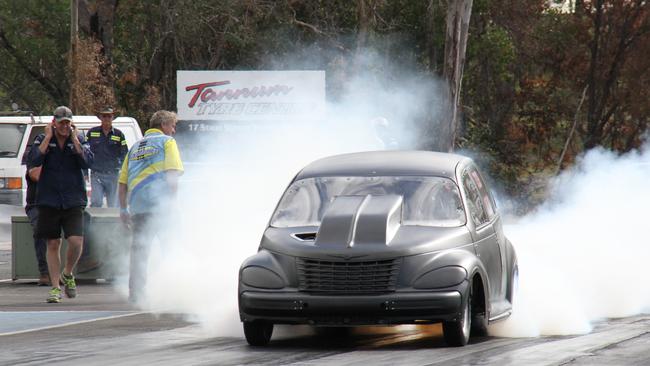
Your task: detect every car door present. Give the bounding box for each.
[462,167,503,302]
[469,167,508,299]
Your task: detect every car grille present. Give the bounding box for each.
[296,258,400,294]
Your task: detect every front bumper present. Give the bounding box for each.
[239,285,465,325]
[0,189,22,205]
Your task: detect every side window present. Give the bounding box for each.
[469,167,496,219]
[21,125,45,165]
[79,128,90,140]
[119,126,138,148]
[462,170,488,226]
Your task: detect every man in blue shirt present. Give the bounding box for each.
[86,107,128,207]
[29,106,94,303]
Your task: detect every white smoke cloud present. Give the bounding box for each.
[125,47,650,341]
[132,52,445,337]
[490,143,650,337]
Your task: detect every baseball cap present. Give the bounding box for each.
[99,106,114,114]
[53,106,73,122]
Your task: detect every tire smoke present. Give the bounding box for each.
[490,144,650,337]
[134,61,442,337]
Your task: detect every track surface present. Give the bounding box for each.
[1,282,649,366]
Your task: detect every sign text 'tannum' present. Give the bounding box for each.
[185,81,294,108]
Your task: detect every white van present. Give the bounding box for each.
[0,114,143,206]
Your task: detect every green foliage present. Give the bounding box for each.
[1,0,648,211]
[0,0,69,112]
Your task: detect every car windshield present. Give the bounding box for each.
[0,124,27,158]
[271,176,466,228]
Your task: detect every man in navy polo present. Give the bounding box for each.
[86,107,128,207]
[29,106,94,303]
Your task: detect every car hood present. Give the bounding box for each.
[261,194,473,260]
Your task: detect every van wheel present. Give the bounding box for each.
[243,321,273,346]
[442,287,472,346]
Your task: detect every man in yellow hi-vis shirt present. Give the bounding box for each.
[118,110,183,302]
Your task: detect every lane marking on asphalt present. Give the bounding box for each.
[0,311,146,337]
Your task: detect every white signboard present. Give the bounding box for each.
[177,70,325,121]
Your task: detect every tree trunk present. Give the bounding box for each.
[356,0,371,50]
[441,0,473,152]
[78,0,118,61]
[585,0,604,149]
[426,0,438,74]
[71,0,118,113]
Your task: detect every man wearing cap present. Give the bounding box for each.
[86,107,128,207]
[29,106,94,303]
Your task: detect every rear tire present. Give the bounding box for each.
[443,286,472,346]
[243,321,273,346]
[507,265,519,306]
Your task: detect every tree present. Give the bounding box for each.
[582,0,650,149]
[441,0,473,152]
[0,1,69,112]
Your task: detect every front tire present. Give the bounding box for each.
[243,321,273,346]
[470,280,488,336]
[443,286,472,346]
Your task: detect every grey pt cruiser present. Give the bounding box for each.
[238,151,518,347]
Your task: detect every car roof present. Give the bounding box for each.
[0,115,137,125]
[295,150,470,181]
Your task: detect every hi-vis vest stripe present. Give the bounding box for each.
[89,132,101,137]
[110,135,121,142]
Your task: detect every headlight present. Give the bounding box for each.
[241,266,285,289]
[413,266,467,289]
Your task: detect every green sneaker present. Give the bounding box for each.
[61,273,77,298]
[47,287,62,303]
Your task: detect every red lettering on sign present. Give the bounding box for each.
[186,81,230,108]
[185,80,294,108]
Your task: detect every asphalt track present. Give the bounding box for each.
[1,204,649,366]
[1,281,649,366]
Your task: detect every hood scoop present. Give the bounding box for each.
[315,194,402,248]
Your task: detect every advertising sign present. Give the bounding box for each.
[177,70,326,121]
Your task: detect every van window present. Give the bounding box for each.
[0,124,27,158]
[26,126,46,145]
[20,125,46,164]
[117,126,139,148]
